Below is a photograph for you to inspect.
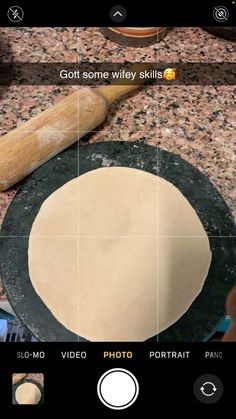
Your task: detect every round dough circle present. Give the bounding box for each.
[15,382,41,405]
[28,167,211,341]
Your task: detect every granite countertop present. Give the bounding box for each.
[12,372,44,386]
[0,27,235,297]
[26,373,44,386]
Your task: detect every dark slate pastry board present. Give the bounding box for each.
[12,379,44,405]
[0,141,235,342]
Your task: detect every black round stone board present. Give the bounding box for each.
[12,378,44,405]
[0,141,235,342]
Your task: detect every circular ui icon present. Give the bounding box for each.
[97,368,139,410]
[193,374,224,404]
[7,6,24,23]
[109,5,127,23]
[213,6,229,22]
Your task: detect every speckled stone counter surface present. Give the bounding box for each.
[26,373,44,386]
[12,373,44,386]
[0,27,235,298]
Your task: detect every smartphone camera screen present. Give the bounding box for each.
[0,1,235,414]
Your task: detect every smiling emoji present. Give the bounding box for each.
[163,68,176,80]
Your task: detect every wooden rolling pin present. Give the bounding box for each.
[0,65,152,191]
[12,373,28,385]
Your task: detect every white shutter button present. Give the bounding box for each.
[97,368,139,410]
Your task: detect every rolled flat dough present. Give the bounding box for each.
[28,167,211,341]
[15,382,41,405]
